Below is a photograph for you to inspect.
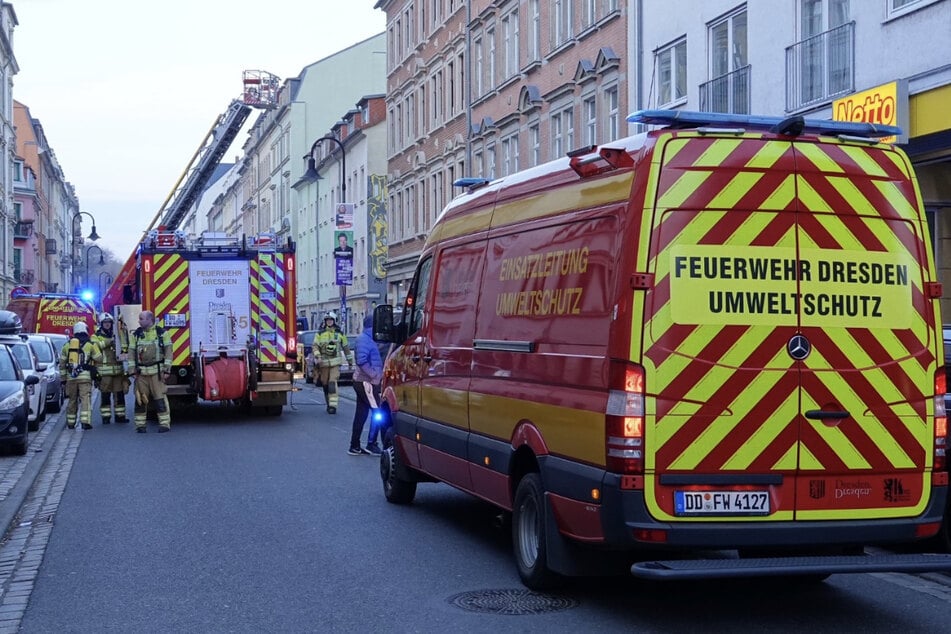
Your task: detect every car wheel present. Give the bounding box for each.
[512,473,560,590]
[48,389,63,414]
[13,431,28,456]
[381,443,417,504]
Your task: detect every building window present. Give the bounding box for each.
[583,0,596,28]
[701,9,750,114]
[552,0,572,47]
[530,124,541,166]
[487,27,497,90]
[486,144,497,180]
[551,107,574,158]
[474,37,484,97]
[13,160,23,183]
[583,96,597,146]
[502,9,520,79]
[657,39,687,106]
[502,133,519,176]
[604,85,619,141]
[531,0,541,61]
[785,0,853,110]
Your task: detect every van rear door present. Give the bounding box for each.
[791,139,935,519]
[641,133,937,523]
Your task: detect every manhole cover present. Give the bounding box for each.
[447,589,578,615]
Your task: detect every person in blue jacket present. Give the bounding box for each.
[349,314,384,456]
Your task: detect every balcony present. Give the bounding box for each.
[14,269,35,285]
[699,65,751,115]
[785,22,854,111]
[14,221,33,239]
[45,239,58,255]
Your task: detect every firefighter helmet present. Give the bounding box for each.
[73,321,89,335]
[100,312,114,324]
[324,311,337,321]
[0,310,23,335]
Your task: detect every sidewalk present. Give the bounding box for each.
[0,413,66,543]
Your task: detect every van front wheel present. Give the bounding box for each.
[512,473,559,590]
[381,444,416,504]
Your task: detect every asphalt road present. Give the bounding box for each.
[1,383,951,633]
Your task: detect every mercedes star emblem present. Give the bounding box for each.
[787,334,811,361]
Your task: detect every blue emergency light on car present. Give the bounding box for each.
[627,109,902,139]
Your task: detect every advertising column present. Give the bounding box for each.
[334,202,354,333]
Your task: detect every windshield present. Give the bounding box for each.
[11,344,35,371]
[29,340,54,364]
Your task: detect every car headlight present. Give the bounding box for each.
[0,391,26,410]
[43,374,56,383]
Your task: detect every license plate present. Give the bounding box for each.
[674,491,770,516]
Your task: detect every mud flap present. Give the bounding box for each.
[543,492,624,577]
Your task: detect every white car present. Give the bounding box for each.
[7,340,47,431]
[27,334,64,415]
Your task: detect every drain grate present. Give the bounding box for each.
[447,589,578,615]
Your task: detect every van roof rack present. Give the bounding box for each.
[628,109,901,139]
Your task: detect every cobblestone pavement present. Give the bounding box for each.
[0,414,79,634]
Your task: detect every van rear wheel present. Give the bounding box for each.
[381,444,417,504]
[512,473,560,590]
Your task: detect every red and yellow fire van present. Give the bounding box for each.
[6,292,97,336]
[372,110,951,588]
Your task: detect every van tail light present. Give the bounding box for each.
[935,368,947,472]
[288,336,297,354]
[606,361,645,474]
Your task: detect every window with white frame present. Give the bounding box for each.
[656,38,687,106]
[795,0,851,106]
[583,0,596,28]
[552,0,572,47]
[604,84,619,141]
[705,8,749,113]
[888,0,938,14]
[502,9,519,78]
[447,59,456,115]
[475,37,484,97]
[13,160,23,183]
[486,143,497,180]
[502,132,519,176]
[473,150,484,178]
[530,123,541,166]
[583,96,597,146]
[551,106,574,158]
[488,27,497,90]
[531,0,541,61]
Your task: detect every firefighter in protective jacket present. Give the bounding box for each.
[92,312,130,424]
[58,321,103,430]
[131,310,172,433]
[313,311,353,414]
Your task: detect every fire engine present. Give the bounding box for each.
[103,71,297,414]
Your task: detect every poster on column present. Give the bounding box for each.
[335,203,354,229]
[188,260,251,353]
[334,229,354,286]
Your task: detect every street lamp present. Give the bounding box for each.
[84,244,105,289]
[304,135,348,332]
[72,211,100,242]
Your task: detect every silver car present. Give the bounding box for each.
[27,334,63,415]
[6,340,47,431]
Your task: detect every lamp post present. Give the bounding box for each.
[84,244,105,293]
[99,272,114,312]
[305,135,348,332]
[71,211,100,292]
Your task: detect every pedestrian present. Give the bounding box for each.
[58,320,102,430]
[350,314,384,456]
[314,311,354,414]
[130,310,172,433]
[92,312,130,424]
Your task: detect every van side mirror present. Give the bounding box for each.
[373,305,395,343]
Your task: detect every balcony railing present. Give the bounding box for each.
[45,239,58,255]
[785,22,854,111]
[14,221,33,238]
[699,65,751,115]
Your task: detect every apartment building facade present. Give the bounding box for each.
[632,0,951,314]
[376,0,627,305]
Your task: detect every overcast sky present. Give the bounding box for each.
[11,0,386,261]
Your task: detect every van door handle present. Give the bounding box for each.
[422,355,432,363]
[805,409,850,420]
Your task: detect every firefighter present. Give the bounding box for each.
[130,310,172,433]
[57,321,103,430]
[314,311,353,414]
[92,312,130,424]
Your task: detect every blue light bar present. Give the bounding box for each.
[627,109,902,139]
[453,177,491,189]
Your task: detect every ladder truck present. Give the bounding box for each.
[104,71,297,415]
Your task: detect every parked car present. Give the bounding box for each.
[6,340,47,431]
[43,332,69,359]
[299,330,317,383]
[27,334,63,414]
[0,339,37,455]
